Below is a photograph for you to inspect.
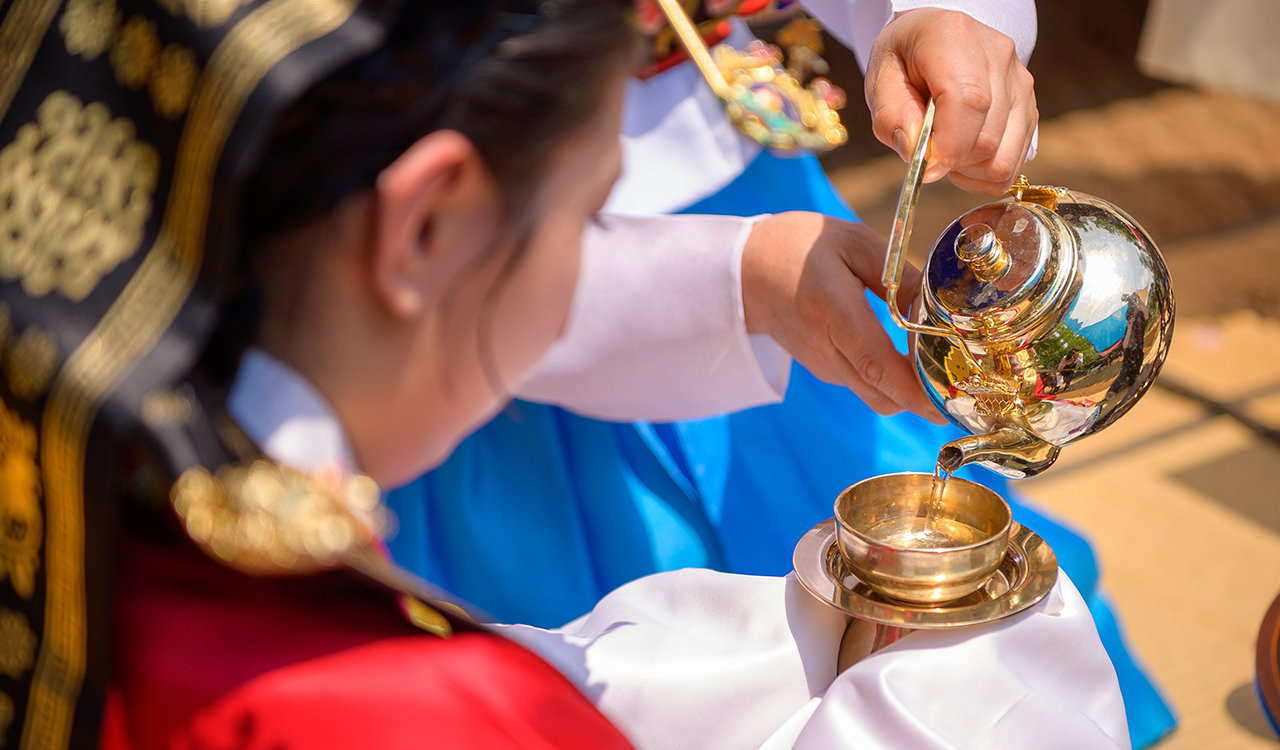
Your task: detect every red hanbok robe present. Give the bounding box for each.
[105,533,633,750]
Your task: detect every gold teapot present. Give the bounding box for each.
[884,103,1175,479]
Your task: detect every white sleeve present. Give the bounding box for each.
[801,0,1037,71]
[496,569,1129,750]
[512,213,792,422]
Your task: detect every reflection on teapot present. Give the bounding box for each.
[883,103,1174,479]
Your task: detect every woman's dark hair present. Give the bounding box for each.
[198,0,634,386]
[240,0,635,249]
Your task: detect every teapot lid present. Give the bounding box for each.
[923,192,1079,342]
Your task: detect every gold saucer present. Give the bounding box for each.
[793,518,1058,629]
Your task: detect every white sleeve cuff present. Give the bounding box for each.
[750,334,792,395]
[802,0,1036,72]
[890,0,1037,65]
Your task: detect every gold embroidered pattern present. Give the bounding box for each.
[61,3,203,120]
[0,91,160,303]
[0,0,65,123]
[59,0,121,61]
[0,399,41,602]
[26,0,357,745]
[151,44,198,119]
[110,16,159,89]
[0,608,37,677]
[402,595,452,638]
[0,303,13,349]
[172,461,387,575]
[160,0,253,29]
[0,691,13,739]
[139,388,194,429]
[6,327,58,400]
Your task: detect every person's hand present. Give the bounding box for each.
[864,8,1037,195]
[741,211,946,424]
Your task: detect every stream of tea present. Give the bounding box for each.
[909,462,957,548]
[862,459,990,549]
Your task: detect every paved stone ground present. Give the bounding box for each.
[816,1,1280,746]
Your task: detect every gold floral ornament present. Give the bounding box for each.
[151,44,198,119]
[60,0,121,61]
[63,3,203,121]
[172,460,392,576]
[713,41,846,151]
[651,0,846,151]
[5,326,58,400]
[139,387,195,429]
[0,91,160,302]
[154,0,251,29]
[955,372,1022,418]
[111,16,160,90]
[0,400,41,600]
[0,607,36,678]
[186,0,247,28]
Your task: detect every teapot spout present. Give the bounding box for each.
[937,426,1060,479]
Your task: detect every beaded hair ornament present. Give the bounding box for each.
[644,0,847,151]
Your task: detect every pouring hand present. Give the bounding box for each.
[742,212,947,424]
[864,8,1038,196]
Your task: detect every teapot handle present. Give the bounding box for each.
[880,99,965,343]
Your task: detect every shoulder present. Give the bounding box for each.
[177,633,635,750]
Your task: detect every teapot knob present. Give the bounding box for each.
[955,223,1010,283]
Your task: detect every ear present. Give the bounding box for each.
[371,130,498,318]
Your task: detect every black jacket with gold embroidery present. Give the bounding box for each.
[0,0,524,745]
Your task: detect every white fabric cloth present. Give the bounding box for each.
[227,353,1129,750]
[605,19,763,216]
[605,1,1038,216]
[514,213,793,422]
[499,568,1129,750]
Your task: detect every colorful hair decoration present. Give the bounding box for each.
[648,0,847,151]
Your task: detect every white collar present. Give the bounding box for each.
[227,348,359,475]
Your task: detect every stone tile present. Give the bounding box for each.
[1250,393,1280,426]
[1022,416,1280,749]
[1047,387,1206,473]
[1160,311,1280,402]
[1169,442,1280,535]
[1161,213,1280,320]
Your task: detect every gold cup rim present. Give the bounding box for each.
[792,518,1059,628]
[834,471,1013,554]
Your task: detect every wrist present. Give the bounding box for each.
[741,212,824,338]
[741,222,772,337]
[741,215,786,338]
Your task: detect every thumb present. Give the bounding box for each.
[866,53,928,162]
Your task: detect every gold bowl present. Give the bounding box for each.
[834,473,1012,604]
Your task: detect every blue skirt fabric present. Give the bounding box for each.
[385,150,1175,748]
